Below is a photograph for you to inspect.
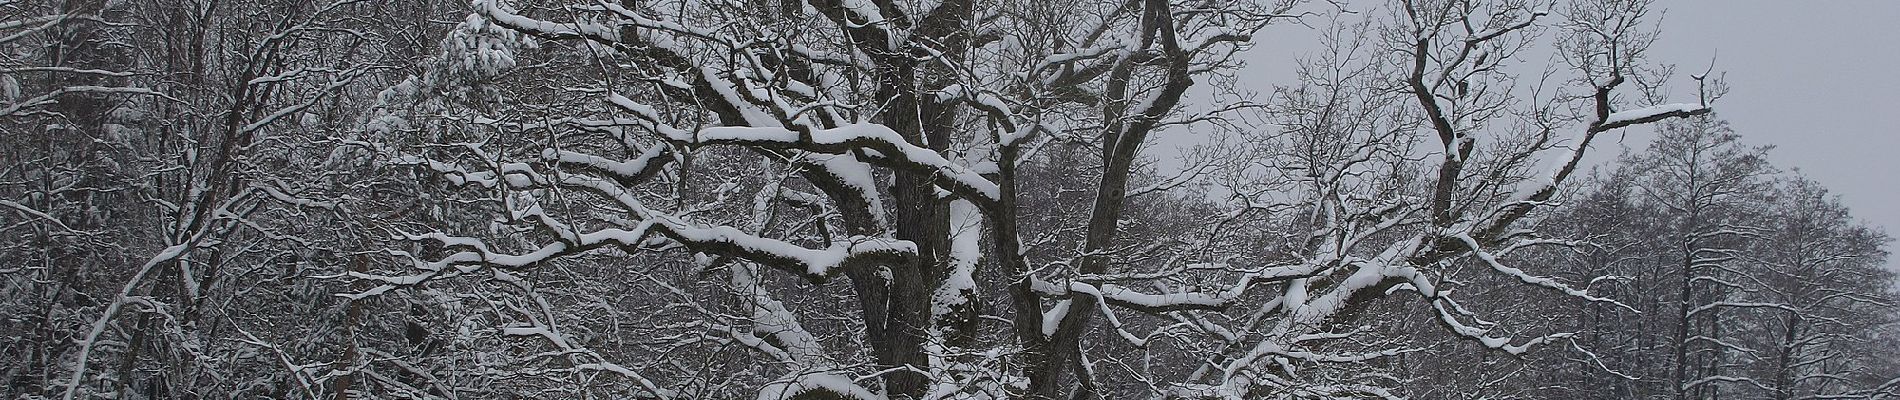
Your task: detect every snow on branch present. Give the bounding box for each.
[0,199,78,233]
[1081,281,1241,313]
[661,225,917,280]
[1454,233,1635,312]
[0,85,171,118]
[1031,277,1252,314]
[542,143,673,187]
[1430,298,1574,356]
[360,222,914,296]
[1686,301,1797,317]
[496,318,676,398]
[0,13,100,45]
[756,372,887,400]
[1591,103,1710,133]
[60,244,193,400]
[470,0,620,43]
[1682,374,1774,393]
[353,158,917,294]
[685,123,1001,203]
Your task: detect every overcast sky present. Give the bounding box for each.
[1193,1,1900,266]
[1648,0,1900,244]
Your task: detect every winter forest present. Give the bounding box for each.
[3,0,1898,398]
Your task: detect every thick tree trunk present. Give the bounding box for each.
[877,60,954,399]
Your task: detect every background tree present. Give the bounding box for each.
[2,0,452,397]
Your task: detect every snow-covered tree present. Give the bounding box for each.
[353,0,1721,398]
[1623,115,1778,399]
[15,0,1896,399]
[2,0,448,397]
[1743,178,1895,400]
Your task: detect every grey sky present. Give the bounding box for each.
[1182,1,1900,264]
[1647,0,1900,244]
